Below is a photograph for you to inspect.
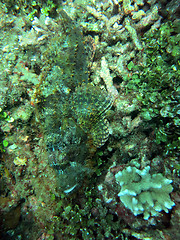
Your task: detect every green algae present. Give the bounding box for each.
[126,20,180,158]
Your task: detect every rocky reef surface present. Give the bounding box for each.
[0,0,179,239]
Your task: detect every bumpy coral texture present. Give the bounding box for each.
[115,166,175,220]
[70,83,113,148]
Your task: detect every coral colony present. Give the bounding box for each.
[115,166,175,220]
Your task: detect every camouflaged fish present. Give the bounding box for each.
[70,83,112,148]
[43,10,112,151]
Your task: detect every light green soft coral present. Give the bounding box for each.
[115,166,175,220]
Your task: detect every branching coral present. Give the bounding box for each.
[115,166,175,220]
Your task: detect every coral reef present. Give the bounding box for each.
[0,0,180,239]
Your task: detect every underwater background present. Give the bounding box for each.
[0,0,180,239]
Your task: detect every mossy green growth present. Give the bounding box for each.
[55,186,122,239]
[0,108,14,123]
[0,108,13,152]
[40,0,55,17]
[2,140,8,148]
[126,20,180,157]
[1,0,57,19]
